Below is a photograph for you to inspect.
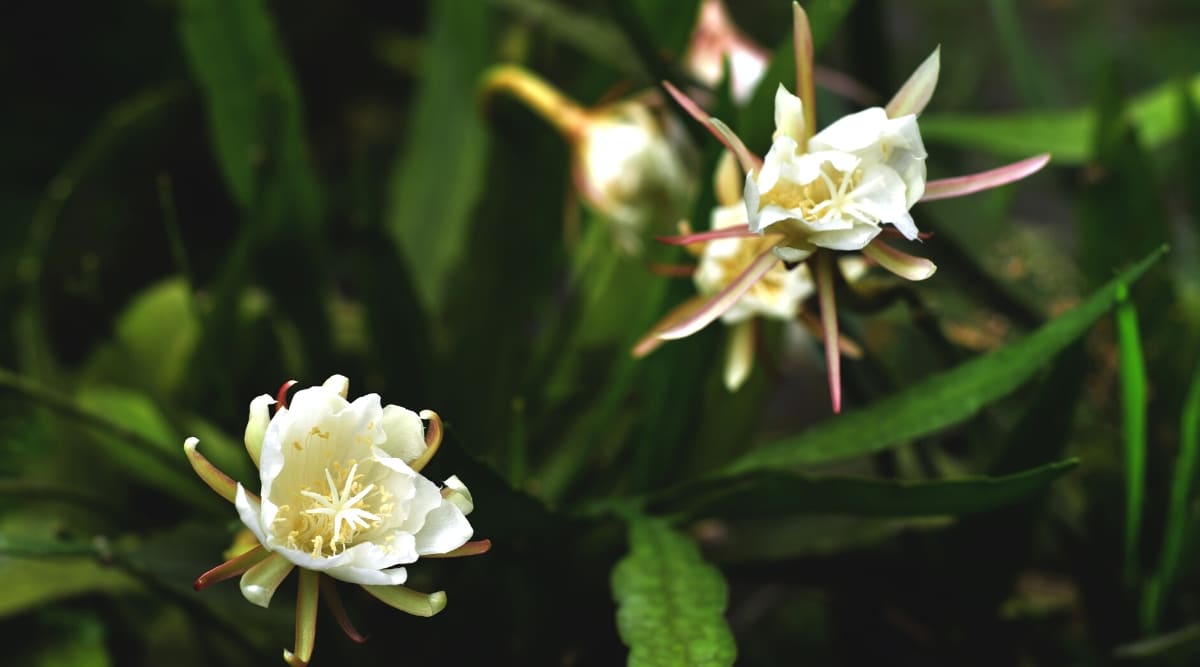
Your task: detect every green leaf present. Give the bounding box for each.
[386,0,491,312]
[920,73,1200,163]
[1078,67,1169,289]
[1146,355,1200,629]
[1115,285,1148,585]
[178,0,322,229]
[84,278,198,398]
[720,246,1165,475]
[612,513,736,667]
[0,555,137,619]
[654,459,1079,520]
[75,387,223,512]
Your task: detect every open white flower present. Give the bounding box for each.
[643,3,1049,413]
[234,375,473,592]
[184,375,489,667]
[745,85,927,261]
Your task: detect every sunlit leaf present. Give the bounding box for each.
[84,279,197,397]
[920,73,1200,163]
[612,513,736,667]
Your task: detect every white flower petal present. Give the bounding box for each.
[378,405,427,464]
[772,244,813,263]
[809,107,889,155]
[441,475,474,516]
[222,375,481,587]
[808,222,882,251]
[235,484,269,547]
[772,84,806,143]
[414,500,473,556]
[243,394,274,466]
[888,210,919,240]
[322,374,350,398]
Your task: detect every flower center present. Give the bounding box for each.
[761,162,870,229]
[277,461,394,557]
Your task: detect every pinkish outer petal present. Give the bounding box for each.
[661,81,761,174]
[814,252,842,414]
[886,47,940,118]
[792,2,817,141]
[655,224,757,246]
[633,295,710,358]
[657,248,780,341]
[921,154,1050,201]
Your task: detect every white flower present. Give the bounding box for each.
[744,85,927,260]
[694,200,814,324]
[184,375,489,665]
[234,375,473,593]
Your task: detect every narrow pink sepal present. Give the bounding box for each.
[424,539,493,559]
[633,295,709,358]
[656,248,780,341]
[661,81,761,173]
[862,240,938,281]
[183,437,244,504]
[194,544,269,590]
[320,577,369,644]
[275,380,298,411]
[792,2,817,140]
[920,154,1051,202]
[885,47,941,118]
[655,224,757,246]
[410,410,443,473]
[815,251,842,413]
[284,569,320,667]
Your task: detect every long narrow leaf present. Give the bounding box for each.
[721,246,1165,474]
[1115,284,1148,584]
[920,73,1200,163]
[655,459,1079,519]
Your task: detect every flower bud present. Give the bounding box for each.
[481,65,698,254]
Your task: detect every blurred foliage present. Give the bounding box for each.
[2,0,1200,665]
